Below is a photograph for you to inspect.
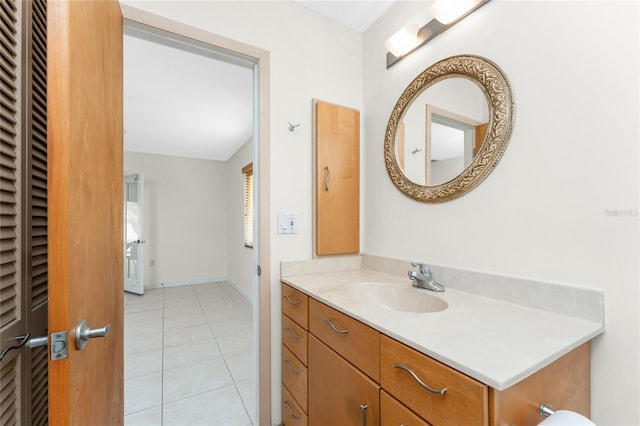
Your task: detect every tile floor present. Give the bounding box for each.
[123,282,255,426]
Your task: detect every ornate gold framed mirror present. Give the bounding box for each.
[384,54,515,203]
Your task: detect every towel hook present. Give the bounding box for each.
[288,122,300,132]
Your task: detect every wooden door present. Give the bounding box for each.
[48,1,124,424]
[315,100,359,256]
[308,335,379,426]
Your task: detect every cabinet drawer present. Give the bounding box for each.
[283,314,308,365]
[381,335,488,426]
[381,390,431,426]
[282,283,309,329]
[309,298,380,382]
[282,344,308,414]
[283,385,308,426]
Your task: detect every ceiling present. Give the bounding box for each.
[124,1,394,161]
[294,1,395,32]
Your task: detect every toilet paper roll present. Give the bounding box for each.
[538,410,595,426]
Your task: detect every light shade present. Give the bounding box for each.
[431,0,483,25]
[384,24,421,57]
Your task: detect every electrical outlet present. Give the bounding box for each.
[277,212,298,234]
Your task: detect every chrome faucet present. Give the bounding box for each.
[408,262,445,292]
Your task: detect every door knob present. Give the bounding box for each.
[74,320,110,350]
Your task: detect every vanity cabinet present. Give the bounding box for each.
[314,100,359,256]
[282,282,591,426]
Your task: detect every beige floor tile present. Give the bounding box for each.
[124,373,163,415]
[162,358,233,403]
[124,331,163,355]
[162,385,251,426]
[125,301,164,314]
[125,349,163,380]
[163,311,207,331]
[226,351,253,383]
[163,303,203,320]
[204,305,248,324]
[127,289,163,305]
[124,284,256,425]
[163,338,222,371]
[163,323,213,348]
[209,316,253,337]
[125,317,163,338]
[125,308,164,324]
[236,380,256,425]
[124,406,162,426]
[216,332,253,357]
[163,292,199,308]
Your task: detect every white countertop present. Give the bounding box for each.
[281,268,604,391]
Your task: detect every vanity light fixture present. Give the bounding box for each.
[385,0,491,68]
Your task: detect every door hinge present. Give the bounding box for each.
[257,264,262,276]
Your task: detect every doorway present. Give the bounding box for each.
[120,7,271,425]
[124,173,144,295]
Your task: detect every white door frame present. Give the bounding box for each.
[120,5,272,424]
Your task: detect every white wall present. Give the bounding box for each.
[124,151,228,286]
[121,1,639,424]
[120,2,364,422]
[226,139,254,300]
[364,1,639,424]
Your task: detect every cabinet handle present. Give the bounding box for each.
[283,295,301,305]
[284,400,301,420]
[284,327,302,340]
[284,358,301,375]
[322,318,349,334]
[324,166,330,191]
[360,404,368,426]
[394,363,447,395]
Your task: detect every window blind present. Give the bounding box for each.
[242,162,253,248]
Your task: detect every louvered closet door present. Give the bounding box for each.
[0,1,48,425]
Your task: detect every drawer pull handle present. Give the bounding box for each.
[360,404,368,426]
[394,363,447,395]
[283,295,301,305]
[284,327,302,340]
[284,358,301,375]
[284,400,301,420]
[322,318,349,334]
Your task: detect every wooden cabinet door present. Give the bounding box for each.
[308,335,379,426]
[381,390,431,426]
[315,100,359,256]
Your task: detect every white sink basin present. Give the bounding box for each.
[342,282,448,313]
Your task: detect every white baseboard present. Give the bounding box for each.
[145,276,228,289]
[226,279,253,304]
[144,277,253,304]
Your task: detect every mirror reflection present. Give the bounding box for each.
[396,78,489,186]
